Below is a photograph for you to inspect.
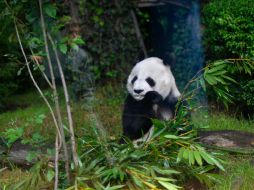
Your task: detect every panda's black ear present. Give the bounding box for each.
[161,53,176,67]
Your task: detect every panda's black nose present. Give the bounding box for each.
[134,89,144,94]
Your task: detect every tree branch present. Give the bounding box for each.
[130,10,148,58]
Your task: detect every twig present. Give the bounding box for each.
[54,134,60,190]
[30,48,53,88]
[47,33,79,168]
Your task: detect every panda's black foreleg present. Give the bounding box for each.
[120,110,153,144]
[119,93,161,144]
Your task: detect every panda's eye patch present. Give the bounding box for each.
[146,77,155,87]
[131,76,137,84]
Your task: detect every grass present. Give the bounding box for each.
[192,109,254,189]
[0,168,31,187]
[0,86,254,189]
[0,85,124,140]
[213,157,254,190]
[192,109,254,133]
[0,90,55,140]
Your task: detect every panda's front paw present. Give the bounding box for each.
[145,91,163,104]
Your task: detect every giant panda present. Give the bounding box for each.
[120,57,181,145]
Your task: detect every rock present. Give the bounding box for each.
[0,139,63,167]
[198,130,254,153]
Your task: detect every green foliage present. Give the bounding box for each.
[239,80,254,107]
[1,127,24,148]
[234,79,254,114]
[203,0,254,60]
[0,113,47,149]
[10,160,54,190]
[203,0,254,115]
[0,58,19,109]
[202,60,237,107]
[201,59,254,114]
[213,157,254,190]
[79,1,139,81]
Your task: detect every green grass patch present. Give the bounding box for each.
[192,110,254,133]
[214,156,254,190]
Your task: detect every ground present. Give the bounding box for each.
[0,85,254,189]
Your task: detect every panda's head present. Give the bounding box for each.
[127,57,180,101]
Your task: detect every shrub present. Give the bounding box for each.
[79,1,140,81]
[203,0,254,60]
[202,0,254,115]
[236,79,254,115]
[0,54,19,110]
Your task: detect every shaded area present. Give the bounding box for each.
[0,103,28,113]
[139,0,204,91]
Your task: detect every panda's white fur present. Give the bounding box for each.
[121,57,181,146]
[127,57,180,107]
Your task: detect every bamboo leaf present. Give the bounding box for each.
[164,135,180,139]
[207,64,226,73]
[104,185,125,190]
[194,151,203,166]
[183,148,189,160]
[177,148,184,163]
[158,181,180,190]
[200,152,224,171]
[153,166,180,175]
[188,150,195,165]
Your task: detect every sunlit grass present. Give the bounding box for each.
[213,157,254,190]
[192,110,254,133]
